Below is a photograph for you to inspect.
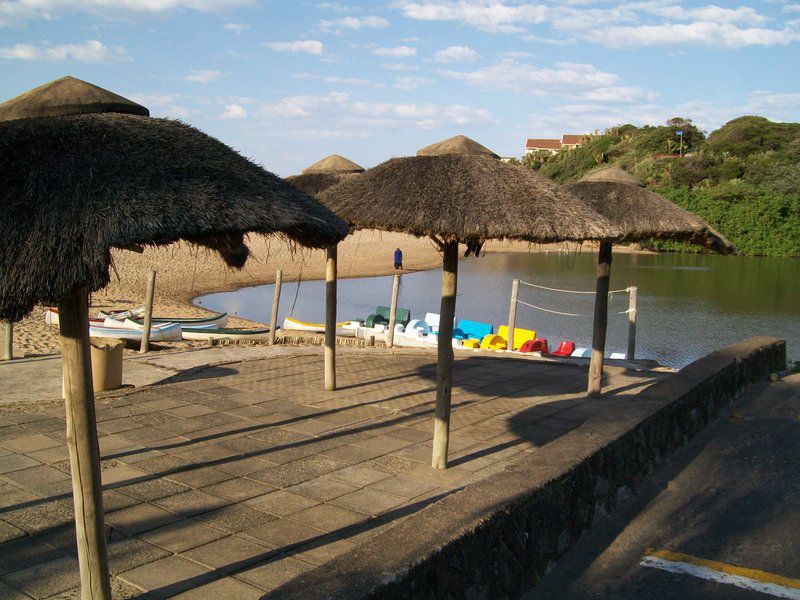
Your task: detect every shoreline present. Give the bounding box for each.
[8,231,654,358]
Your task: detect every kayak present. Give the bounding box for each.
[282,316,358,337]
[182,327,272,341]
[98,309,228,329]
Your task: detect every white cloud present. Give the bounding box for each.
[381,62,419,71]
[222,103,247,119]
[582,22,800,48]
[292,72,386,87]
[394,75,434,90]
[129,93,199,119]
[393,0,548,33]
[372,45,417,57]
[223,22,249,34]
[185,69,220,83]
[1,0,256,26]
[0,39,128,63]
[318,15,389,31]
[442,59,618,95]
[265,40,324,55]
[434,45,478,63]
[256,90,496,129]
[392,1,798,49]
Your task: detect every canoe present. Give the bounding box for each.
[45,307,104,327]
[88,320,182,342]
[182,327,272,341]
[282,316,358,337]
[98,309,228,329]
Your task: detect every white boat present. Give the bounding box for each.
[282,316,358,337]
[44,307,105,327]
[98,309,228,329]
[88,320,182,342]
[181,327,272,341]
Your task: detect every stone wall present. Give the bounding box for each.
[270,336,786,600]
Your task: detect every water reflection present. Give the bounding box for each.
[196,252,799,369]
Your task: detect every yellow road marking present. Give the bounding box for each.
[645,548,800,590]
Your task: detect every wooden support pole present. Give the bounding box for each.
[58,287,112,600]
[1,321,12,361]
[587,241,613,397]
[507,278,519,351]
[626,286,638,360]
[386,274,401,348]
[269,269,282,345]
[139,270,157,354]
[432,241,458,470]
[324,245,337,392]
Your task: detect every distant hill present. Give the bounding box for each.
[519,116,800,257]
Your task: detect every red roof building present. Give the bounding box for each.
[525,138,562,154]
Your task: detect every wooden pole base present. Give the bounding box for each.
[587,241,613,397]
[59,287,112,600]
[432,241,458,469]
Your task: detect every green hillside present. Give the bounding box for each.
[519,116,800,257]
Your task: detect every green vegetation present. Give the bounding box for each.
[521,116,800,257]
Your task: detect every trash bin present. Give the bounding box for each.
[90,337,124,392]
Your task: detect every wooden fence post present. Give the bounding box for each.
[626,286,638,360]
[139,270,157,354]
[269,270,282,345]
[507,278,519,351]
[386,274,400,348]
[587,242,613,397]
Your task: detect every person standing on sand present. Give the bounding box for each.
[394,247,403,270]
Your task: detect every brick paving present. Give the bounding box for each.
[0,351,662,598]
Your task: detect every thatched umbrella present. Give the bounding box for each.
[320,135,621,468]
[565,166,733,396]
[0,76,347,598]
[286,154,365,390]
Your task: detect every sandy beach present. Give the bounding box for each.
[10,231,648,358]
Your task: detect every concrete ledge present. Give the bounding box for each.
[268,336,786,599]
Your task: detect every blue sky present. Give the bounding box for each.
[1,1,799,175]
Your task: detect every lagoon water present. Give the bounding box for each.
[196,251,799,369]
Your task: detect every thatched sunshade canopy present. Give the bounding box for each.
[564,166,733,396]
[319,135,621,469]
[0,85,348,322]
[565,167,733,252]
[417,134,499,159]
[287,154,365,196]
[319,153,620,248]
[0,76,347,599]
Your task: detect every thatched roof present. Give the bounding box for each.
[0,110,348,321]
[581,166,640,185]
[417,134,499,158]
[318,154,621,245]
[565,167,734,253]
[0,76,149,121]
[287,172,358,196]
[302,154,365,174]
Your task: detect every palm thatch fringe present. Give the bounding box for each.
[287,172,358,196]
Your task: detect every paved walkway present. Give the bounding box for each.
[0,350,662,599]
